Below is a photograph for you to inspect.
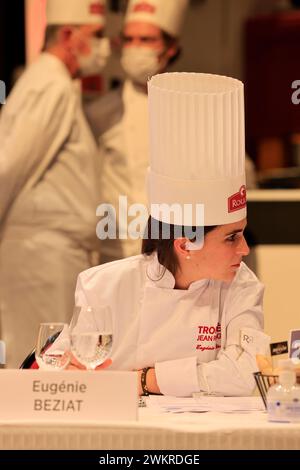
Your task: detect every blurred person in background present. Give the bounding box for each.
[0,0,110,368]
[85,0,189,263]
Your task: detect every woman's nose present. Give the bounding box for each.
[237,236,250,257]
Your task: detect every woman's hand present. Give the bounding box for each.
[67,354,112,371]
[95,359,112,370]
[137,367,161,396]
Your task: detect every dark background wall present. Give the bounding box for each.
[0,0,25,95]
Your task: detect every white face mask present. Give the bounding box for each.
[121,46,166,85]
[78,37,111,77]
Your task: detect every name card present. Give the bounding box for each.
[0,370,138,422]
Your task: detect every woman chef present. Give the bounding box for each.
[73,73,270,397]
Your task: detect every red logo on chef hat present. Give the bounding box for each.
[228,185,247,213]
[90,2,105,15]
[133,2,156,14]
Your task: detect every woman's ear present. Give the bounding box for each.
[173,238,190,257]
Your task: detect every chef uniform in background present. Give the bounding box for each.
[0,0,109,368]
[85,0,189,263]
[75,73,270,397]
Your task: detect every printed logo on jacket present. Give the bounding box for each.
[196,323,221,351]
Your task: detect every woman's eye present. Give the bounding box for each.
[226,234,237,243]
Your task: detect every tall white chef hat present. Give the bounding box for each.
[125,0,189,37]
[47,0,106,26]
[147,73,247,227]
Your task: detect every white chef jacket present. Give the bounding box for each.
[0,53,100,243]
[75,254,268,397]
[0,53,100,367]
[84,79,149,263]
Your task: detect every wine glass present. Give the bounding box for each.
[35,322,71,370]
[70,305,113,370]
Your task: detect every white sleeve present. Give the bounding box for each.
[74,272,90,307]
[156,269,269,398]
[0,83,75,223]
[52,273,93,351]
[197,273,270,397]
[155,356,200,397]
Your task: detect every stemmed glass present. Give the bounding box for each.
[35,322,71,370]
[69,306,113,370]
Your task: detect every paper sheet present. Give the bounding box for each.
[147,395,265,413]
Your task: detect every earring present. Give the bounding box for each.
[186,255,191,260]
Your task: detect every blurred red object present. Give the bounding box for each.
[245,12,300,169]
[81,75,104,95]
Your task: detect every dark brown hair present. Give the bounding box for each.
[162,31,181,65]
[43,25,61,50]
[142,217,217,277]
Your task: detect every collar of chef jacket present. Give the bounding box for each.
[42,53,84,100]
[146,253,210,292]
[41,52,72,81]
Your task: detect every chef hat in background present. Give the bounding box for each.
[47,0,106,26]
[147,72,247,227]
[125,0,189,37]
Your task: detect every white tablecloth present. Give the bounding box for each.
[0,408,300,450]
